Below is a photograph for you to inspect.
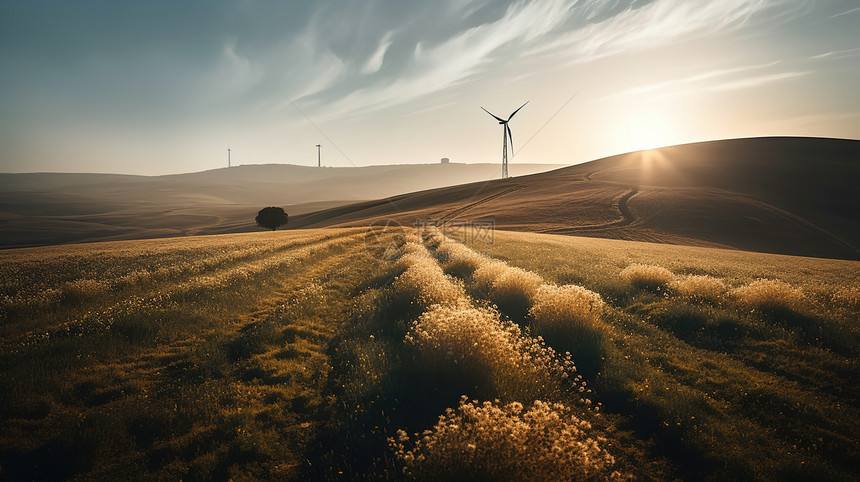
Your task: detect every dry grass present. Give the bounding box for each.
[472,260,543,321]
[390,397,622,481]
[732,279,804,313]
[432,237,612,377]
[475,230,860,479]
[419,227,446,250]
[619,263,675,291]
[115,269,154,289]
[317,231,612,478]
[393,241,434,272]
[0,229,371,480]
[530,284,606,329]
[5,226,857,480]
[472,260,512,293]
[490,267,544,304]
[529,284,610,377]
[831,285,860,312]
[669,274,728,304]
[61,279,110,303]
[405,303,587,404]
[393,244,465,307]
[435,240,487,277]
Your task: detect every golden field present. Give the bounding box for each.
[0,227,857,480]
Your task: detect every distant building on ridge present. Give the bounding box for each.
[441,157,450,164]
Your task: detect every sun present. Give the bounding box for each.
[617,111,678,153]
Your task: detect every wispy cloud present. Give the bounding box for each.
[809,47,860,61]
[600,62,782,100]
[362,31,395,75]
[826,6,860,20]
[259,0,800,121]
[205,16,350,111]
[599,61,808,103]
[449,0,493,20]
[707,71,809,91]
[320,0,573,118]
[2,1,853,174]
[282,17,350,101]
[217,39,258,93]
[536,0,782,63]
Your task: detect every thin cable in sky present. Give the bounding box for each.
[511,91,579,159]
[285,97,357,167]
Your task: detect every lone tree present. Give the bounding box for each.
[255,207,289,230]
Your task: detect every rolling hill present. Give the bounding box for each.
[0,162,563,248]
[289,137,860,260]
[1,228,857,479]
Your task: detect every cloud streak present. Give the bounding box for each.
[707,71,809,92]
[536,0,783,63]
[317,0,574,118]
[826,6,860,20]
[2,0,849,174]
[362,32,395,75]
[809,47,860,61]
[291,0,792,119]
[598,61,792,100]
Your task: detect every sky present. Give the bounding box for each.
[1,0,858,175]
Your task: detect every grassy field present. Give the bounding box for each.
[483,231,859,479]
[292,138,860,261]
[0,229,374,479]
[0,227,857,480]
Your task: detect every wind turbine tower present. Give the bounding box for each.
[481,102,528,179]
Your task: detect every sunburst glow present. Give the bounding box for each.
[617,111,679,153]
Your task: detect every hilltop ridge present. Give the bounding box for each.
[290,137,860,260]
[0,162,563,247]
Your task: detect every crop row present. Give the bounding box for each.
[423,227,613,379]
[5,233,361,348]
[381,236,622,479]
[0,230,349,301]
[424,228,859,478]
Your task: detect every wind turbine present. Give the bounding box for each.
[481,101,528,179]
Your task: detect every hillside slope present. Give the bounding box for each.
[290,137,860,260]
[0,163,562,247]
[1,228,857,479]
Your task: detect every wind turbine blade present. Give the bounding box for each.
[507,124,514,154]
[507,101,529,121]
[481,107,506,123]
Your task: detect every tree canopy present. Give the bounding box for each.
[255,207,289,230]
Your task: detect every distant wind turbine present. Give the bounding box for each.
[481,101,528,179]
